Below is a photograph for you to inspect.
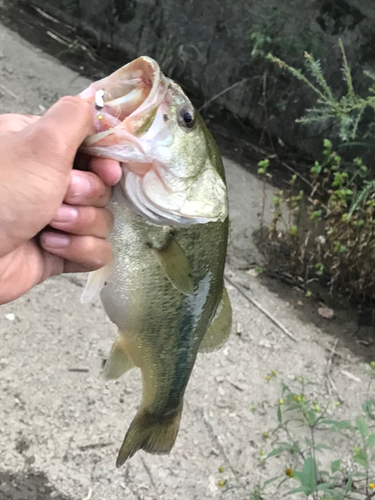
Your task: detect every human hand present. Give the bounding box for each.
[0,96,122,305]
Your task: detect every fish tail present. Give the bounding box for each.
[116,404,183,467]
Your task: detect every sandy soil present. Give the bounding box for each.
[0,23,374,500]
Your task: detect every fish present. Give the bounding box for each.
[78,56,232,467]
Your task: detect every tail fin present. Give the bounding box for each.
[116,405,183,467]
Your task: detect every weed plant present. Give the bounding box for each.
[258,43,375,301]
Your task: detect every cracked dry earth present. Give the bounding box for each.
[1,22,374,500]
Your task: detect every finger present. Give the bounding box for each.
[65,170,111,207]
[49,204,114,238]
[63,261,107,274]
[38,249,103,282]
[26,96,94,175]
[39,231,112,271]
[40,96,94,152]
[90,157,122,186]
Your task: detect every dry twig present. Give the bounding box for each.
[224,274,298,342]
[325,339,344,402]
[0,83,19,100]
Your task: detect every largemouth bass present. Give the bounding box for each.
[79,57,232,466]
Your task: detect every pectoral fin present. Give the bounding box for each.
[152,238,194,296]
[199,286,232,353]
[80,262,112,304]
[104,336,135,380]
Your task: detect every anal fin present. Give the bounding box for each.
[199,286,232,353]
[104,335,135,380]
[152,237,194,296]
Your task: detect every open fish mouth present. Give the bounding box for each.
[79,57,228,226]
[79,56,168,160]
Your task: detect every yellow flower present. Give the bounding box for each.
[285,468,294,477]
[369,483,375,490]
[266,376,271,381]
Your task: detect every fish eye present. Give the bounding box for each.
[180,110,195,128]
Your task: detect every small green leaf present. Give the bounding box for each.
[263,477,280,487]
[331,459,341,473]
[277,402,282,423]
[353,449,369,469]
[345,476,353,493]
[323,139,332,150]
[317,482,333,491]
[306,290,312,297]
[356,417,369,439]
[288,486,309,495]
[362,400,374,418]
[315,443,331,451]
[282,383,290,394]
[342,213,351,222]
[311,210,322,220]
[307,410,317,426]
[258,159,270,169]
[328,420,351,431]
[352,471,367,477]
[266,446,287,458]
[367,434,375,447]
[300,456,317,492]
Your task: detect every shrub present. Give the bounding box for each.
[258,43,375,301]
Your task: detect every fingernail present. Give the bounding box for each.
[41,232,70,248]
[69,172,92,199]
[52,204,78,223]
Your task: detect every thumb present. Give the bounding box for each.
[42,95,95,147]
[27,96,95,174]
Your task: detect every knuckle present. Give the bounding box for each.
[68,236,112,271]
[58,95,89,112]
[80,207,113,237]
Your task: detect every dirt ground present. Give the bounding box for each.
[1,21,375,500]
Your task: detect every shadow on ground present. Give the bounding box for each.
[0,469,71,500]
